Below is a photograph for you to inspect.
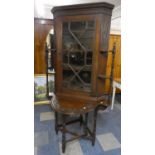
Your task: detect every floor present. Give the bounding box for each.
[34,97,121,155]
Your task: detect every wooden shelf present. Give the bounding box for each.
[62,49,93,53]
[100,50,108,54]
[100,50,114,54]
[98,75,111,80]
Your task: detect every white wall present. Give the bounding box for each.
[111,5,121,34]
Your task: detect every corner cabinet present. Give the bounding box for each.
[51,2,114,104]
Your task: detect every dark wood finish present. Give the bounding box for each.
[51,95,97,115]
[52,2,113,17]
[51,3,117,151]
[45,44,56,99]
[51,94,95,153]
[55,111,58,134]
[34,18,53,74]
[52,2,114,105]
[62,114,66,153]
[51,43,115,151]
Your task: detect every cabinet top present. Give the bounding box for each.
[51,2,114,17]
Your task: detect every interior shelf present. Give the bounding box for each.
[62,82,91,92]
[62,64,92,71]
[63,35,94,39]
[63,28,94,33]
[62,49,93,53]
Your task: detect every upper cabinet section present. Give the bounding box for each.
[52,2,114,99]
[51,2,114,17]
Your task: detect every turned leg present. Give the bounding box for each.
[83,113,88,136]
[79,115,83,126]
[62,114,66,153]
[55,112,58,135]
[92,108,98,146]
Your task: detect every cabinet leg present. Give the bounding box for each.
[55,112,58,135]
[62,114,66,153]
[83,113,88,136]
[92,108,98,146]
[79,115,83,126]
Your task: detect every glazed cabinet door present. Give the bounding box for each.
[55,16,98,94]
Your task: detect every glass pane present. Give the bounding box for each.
[69,52,84,66]
[62,20,95,91]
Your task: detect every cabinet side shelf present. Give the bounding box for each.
[98,75,112,80]
[100,50,114,54]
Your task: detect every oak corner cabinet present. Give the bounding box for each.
[51,2,114,104]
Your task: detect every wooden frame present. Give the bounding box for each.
[34,74,54,103]
[50,3,116,152]
[54,112,94,153]
[52,2,114,105]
